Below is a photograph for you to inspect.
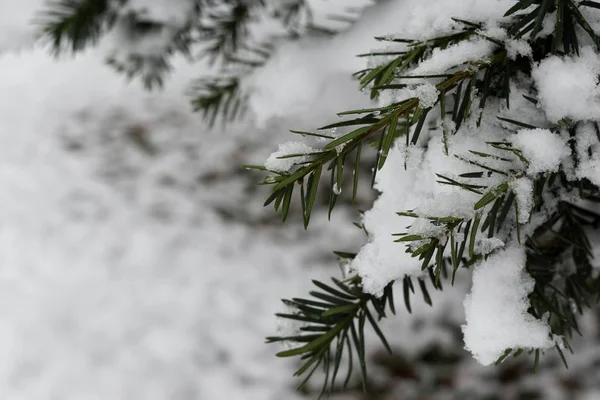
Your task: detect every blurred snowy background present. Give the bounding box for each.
[1,1,600,399]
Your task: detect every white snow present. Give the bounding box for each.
[462,246,553,366]
[513,128,570,175]
[532,47,600,123]
[350,143,425,296]
[389,0,516,40]
[0,1,40,51]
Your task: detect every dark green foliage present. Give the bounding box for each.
[37,0,116,54]
[189,75,247,127]
[198,2,254,65]
[267,276,399,396]
[506,0,600,53]
[258,0,600,394]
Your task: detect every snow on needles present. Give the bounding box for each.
[338,0,591,367]
[462,246,553,366]
[264,141,317,173]
[410,39,495,76]
[513,128,570,175]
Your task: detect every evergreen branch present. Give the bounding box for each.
[359,26,479,100]
[36,0,112,54]
[36,0,369,126]
[189,75,248,127]
[266,0,600,390]
[260,51,508,227]
[106,53,172,90]
[197,1,253,65]
[267,277,395,395]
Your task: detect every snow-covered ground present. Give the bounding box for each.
[0,44,371,400]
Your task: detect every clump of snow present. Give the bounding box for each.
[415,83,440,108]
[264,141,317,173]
[350,143,426,296]
[462,246,554,366]
[351,112,513,296]
[512,128,570,175]
[539,11,557,38]
[532,47,600,123]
